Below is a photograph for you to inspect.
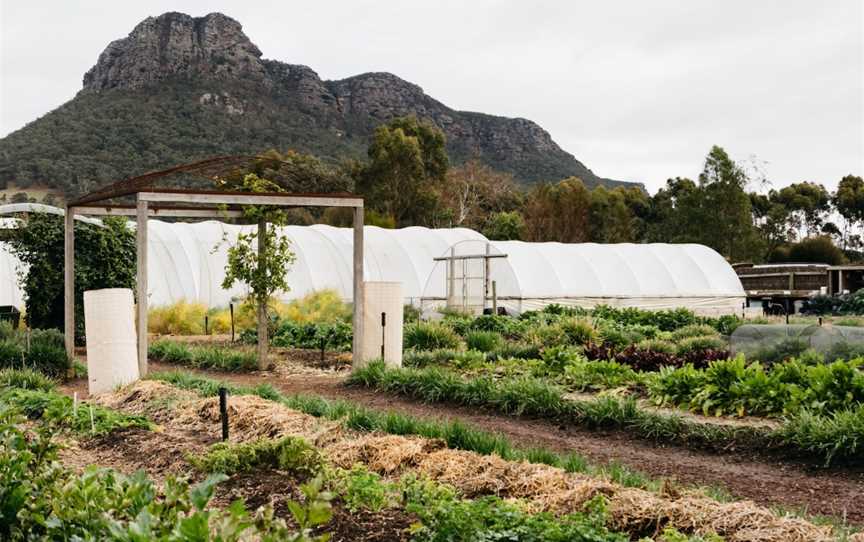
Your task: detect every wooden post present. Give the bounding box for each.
[352,206,364,367]
[64,207,75,360]
[136,199,149,376]
[257,218,268,370]
[492,280,498,315]
[484,243,490,311]
[447,247,455,308]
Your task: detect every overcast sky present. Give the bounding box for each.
[1,1,861,193]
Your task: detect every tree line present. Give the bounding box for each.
[11,115,861,265]
[245,116,861,265]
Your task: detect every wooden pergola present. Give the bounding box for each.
[64,156,365,375]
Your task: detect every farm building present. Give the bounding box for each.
[0,204,745,316]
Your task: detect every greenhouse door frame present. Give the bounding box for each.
[65,173,365,376]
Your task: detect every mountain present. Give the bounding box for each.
[0,12,639,198]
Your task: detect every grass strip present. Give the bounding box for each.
[348,362,864,466]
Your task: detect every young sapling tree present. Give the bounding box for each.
[220,174,296,369]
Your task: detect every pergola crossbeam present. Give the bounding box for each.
[138,191,363,208]
[72,205,244,218]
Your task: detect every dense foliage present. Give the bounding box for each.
[4,213,135,339]
[0,323,70,377]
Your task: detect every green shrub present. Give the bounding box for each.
[597,325,647,349]
[467,314,513,335]
[403,304,422,324]
[558,317,598,346]
[148,300,208,335]
[284,289,351,324]
[271,320,353,351]
[189,436,322,476]
[404,322,461,351]
[332,465,399,513]
[0,368,55,392]
[29,328,65,349]
[0,320,16,341]
[675,335,726,356]
[648,365,708,407]
[0,332,71,378]
[561,359,639,392]
[24,341,71,378]
[670,324,719,342]
[523,323,569,348]
[464,331,504,353]
[0,340,23,367]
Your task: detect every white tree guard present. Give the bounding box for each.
[83,288,139,395]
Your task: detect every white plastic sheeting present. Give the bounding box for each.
[143,221,484,308]
[421,240,745,315]
[0,205,744,314]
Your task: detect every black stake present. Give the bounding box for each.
[204,314,209,335]
[219,387,229,441]
[229,303,235,342]
[381,312,386,360]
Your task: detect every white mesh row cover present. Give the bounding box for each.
[0,205,745,314]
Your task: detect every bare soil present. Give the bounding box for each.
[90,361,861,525]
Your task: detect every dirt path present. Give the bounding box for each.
[60,362,864,524]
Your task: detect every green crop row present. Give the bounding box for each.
[649,356,864,417]
[350,362,864,466]
[149,340,258,371]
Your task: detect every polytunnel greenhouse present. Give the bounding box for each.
[0,205,745,315]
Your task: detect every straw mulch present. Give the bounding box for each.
[98,382,840,542]
[179,394,343,446]
[609,488,834,542]
[326,433,447,473]
[93,380,198,422]
[324,433,835,542]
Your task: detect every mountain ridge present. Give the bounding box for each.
[0,11,641,198]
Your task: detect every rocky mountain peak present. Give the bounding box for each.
[83,12,266,91]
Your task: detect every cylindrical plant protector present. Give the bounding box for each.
[84,288,139,394]
[362,281,403,367]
